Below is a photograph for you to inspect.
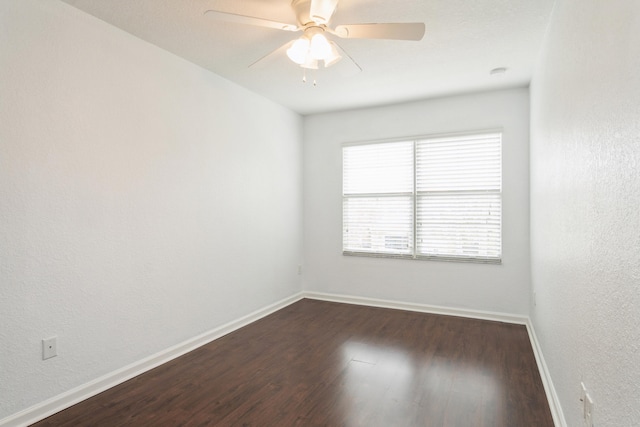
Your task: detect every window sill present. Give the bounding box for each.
[342,251,502,265]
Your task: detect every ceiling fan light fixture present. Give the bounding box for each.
[287,31,340,69]
[323,42,342,67]
[309,33,331,60]
[286,38,310,64]
[301,56,319,70]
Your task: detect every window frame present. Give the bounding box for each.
[342,130,503,264]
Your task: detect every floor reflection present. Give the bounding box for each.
[338,340,500,426]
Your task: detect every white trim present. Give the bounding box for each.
[0,292,304,427]
[303,291,528,324]
[342,127,505,148]
[525,319,567,427]
[304,291,566,427]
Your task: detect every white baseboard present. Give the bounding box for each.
[0,292,304,427]
[525,319,567,427]
[303,291,567,427]
[303,291,529,324]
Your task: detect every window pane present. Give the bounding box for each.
[342,131,502,263]
[416,193,501,259]
[343,141,413,195]
[343,196,413,255]
[417,133,501,192]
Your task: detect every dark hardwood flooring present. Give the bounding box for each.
[32,299,553,426]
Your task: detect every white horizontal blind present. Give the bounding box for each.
[343,141,414,194]
[416,133,502,261]
[343,141,414,256]
[342,132,501,263]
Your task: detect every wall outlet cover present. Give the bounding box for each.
[42,336,57,360]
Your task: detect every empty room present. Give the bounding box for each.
[1,0,638,426]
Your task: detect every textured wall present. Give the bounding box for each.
[0,0,302,420]
[530,0,640,426]
[303,88,531,315]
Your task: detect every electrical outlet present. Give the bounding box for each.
[42,336,57,360]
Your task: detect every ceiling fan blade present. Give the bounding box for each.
[249,40,295,69]
[310,0,339,25]
[333,23,425,40]
[204,10,300,32]
[331,42,362,76]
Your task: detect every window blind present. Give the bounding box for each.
[416,133,502,261]
[343,132,502,263]
[343,141,414,256]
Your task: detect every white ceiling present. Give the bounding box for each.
[60,0,555,115]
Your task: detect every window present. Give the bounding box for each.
[343,131,502,263]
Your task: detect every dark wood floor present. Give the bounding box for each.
[32,299,553,427]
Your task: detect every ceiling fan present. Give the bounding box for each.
[204,0,425,74]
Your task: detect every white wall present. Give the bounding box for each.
[0,0,302,420]
[530,0,640,426]
[303,88,531,315]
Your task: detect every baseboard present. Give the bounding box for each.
[525,319,567,427]
[304,291,566,427]
[303,291,529,324]
[0,292,304,427]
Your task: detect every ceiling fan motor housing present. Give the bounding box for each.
[292,0,334,26]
